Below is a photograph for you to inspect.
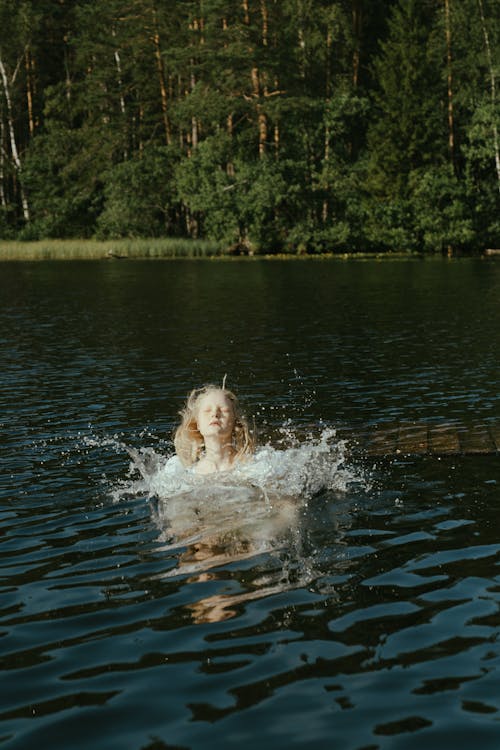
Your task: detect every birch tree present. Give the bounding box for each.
[476,0,500,193]
[0,51,30,221]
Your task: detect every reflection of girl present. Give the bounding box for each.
[174,383,255,474]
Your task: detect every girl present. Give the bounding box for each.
[174,383,255,474]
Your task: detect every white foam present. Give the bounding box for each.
[116,427,354,502]
[108,427,367,580]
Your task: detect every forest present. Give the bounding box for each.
[0,0,499,254]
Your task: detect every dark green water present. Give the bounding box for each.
[1,259,499,749]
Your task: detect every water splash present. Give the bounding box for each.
[100,426,368,620]
[112,427,361,543]
[114,426,359,504]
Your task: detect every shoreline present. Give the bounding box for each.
[0,239,492,262]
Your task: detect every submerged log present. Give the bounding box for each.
[458,424,496,454]
[365,423,399,456]
[429,424,461,455]
[490,426,500,452]
[349,421,500,458]
[398,422,428,455]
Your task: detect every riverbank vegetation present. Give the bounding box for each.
[0,238,225,260]
[0,0,499,255]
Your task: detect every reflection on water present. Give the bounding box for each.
[1,259,500,749]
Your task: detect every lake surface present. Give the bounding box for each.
[1,258,499,749]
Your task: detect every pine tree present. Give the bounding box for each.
[367,0,445,197]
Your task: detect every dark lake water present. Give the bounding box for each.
[1,258,499,749]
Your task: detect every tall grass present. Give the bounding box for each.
[0,237,226,261]
[0,238,438,262]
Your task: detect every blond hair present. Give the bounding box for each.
[174,384,255,467]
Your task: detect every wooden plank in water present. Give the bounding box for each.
[459,425,496,454]
[397,422,428,455]
[365,423,400,456]
[429,424,461,455]
[348,421,500,457]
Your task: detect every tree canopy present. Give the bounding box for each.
[0,0,498,252]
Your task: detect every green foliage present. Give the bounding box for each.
[0,207,16,240]
[97,146,180,238]
[0,0,498,251]
[175,134,240,244]
[22,94,110,237]
[175,134,289,250]
[462,100,500,247]
[366,0,446,199]
[410,166,474,252]
[363,198,418,253]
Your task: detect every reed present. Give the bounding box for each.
[0,238,226,261]
[0,238,432,262]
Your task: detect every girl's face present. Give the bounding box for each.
[196,390,235,441]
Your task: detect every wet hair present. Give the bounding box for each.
[174,384,255,467]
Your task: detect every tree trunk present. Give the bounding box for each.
[258,105,267,157]
[112,38,126,117]
[0,54,30,221]
[25,48,35,137]
[352,0,362,87]
[260,0,270,154]
[273,104,280,156]
[227,114,235,176]
[251,66,267,157]
[477,0,500,193]
[138,103,144,154]
[242,0,250,25]
[152,7,172,145]
[297,1,306,82]
[260,0,268,46]
[0,110,7,208]
[188,12,203,152]
[323,27,332,223]
[444,0,455,169]
[64,33,71,101]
